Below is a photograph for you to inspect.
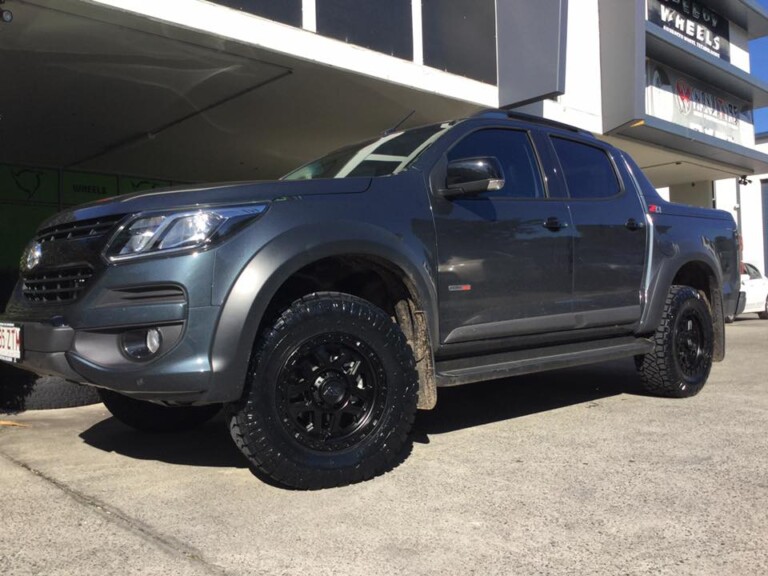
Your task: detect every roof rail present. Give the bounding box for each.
[472,108,592,136]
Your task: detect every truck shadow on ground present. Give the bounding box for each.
[78,358,644,470]
[413,357,643,440]
[79,415,248,468]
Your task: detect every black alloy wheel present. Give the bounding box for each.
[635,285,714,398]
[673,308,709,382]
[226,292,419,489]
[277,333,387,452]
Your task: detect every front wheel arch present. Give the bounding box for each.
[210,235,439,407]
[225,292,419,489]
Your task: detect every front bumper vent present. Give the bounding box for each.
[22,266,94,303]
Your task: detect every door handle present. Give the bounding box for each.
[625,218,645,231]
[543,217,567,231]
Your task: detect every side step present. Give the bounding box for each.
[435,336,654,387]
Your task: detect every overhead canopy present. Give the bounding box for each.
[0,0,483,183]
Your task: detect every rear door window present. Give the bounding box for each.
[551,137,621,199]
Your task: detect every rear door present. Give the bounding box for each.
[431,127,575,344]
[548,136,647,329]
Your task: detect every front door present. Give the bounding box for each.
[432,128,575,344]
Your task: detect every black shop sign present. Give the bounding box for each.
[648,0,730,61]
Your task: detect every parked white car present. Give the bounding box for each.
[738,263,768,319]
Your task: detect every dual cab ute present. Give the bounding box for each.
[0,111,740,488]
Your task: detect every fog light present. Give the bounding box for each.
[1,10,13,23]
[122,328,162,360]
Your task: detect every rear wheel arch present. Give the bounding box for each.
[643,258,724,362]
[670,260,724,362]
[635,284,714,397]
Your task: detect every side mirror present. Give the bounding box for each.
[440,157,505,198]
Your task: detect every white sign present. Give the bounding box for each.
[646,61,752,145]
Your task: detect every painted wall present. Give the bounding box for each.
[669,180,713,207]
[0,165,176,304]
[729,22,751,72]
[715,176,766,273]
[739,177,765,272]
[540,0,603,133]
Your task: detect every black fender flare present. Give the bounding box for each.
[640,243,726,361]
[207,222,439,402]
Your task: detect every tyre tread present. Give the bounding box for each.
[225,292,418,489]
[635,285,713,398]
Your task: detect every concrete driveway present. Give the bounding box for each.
[1,320,767,576]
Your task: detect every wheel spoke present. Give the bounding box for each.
[287,377,312,398]
[288,399,312,418]
[297,358,317,383]
[312,345,332,368]
[330,347,354,371]
[341,403,365,418]
[352,384,373,402]
[345,359,362,377]
[310,407,325,434]
[327,411,343,436]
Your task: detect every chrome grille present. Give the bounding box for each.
[22,267,94,303]
[36,215,124,244]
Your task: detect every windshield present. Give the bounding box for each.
[282,122,452,180]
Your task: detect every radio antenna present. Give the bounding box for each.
[382,110,416,136]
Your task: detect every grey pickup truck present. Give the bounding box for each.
[0,110,740,488]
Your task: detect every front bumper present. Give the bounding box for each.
[2,306,224,405]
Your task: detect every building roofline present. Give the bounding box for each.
[611,116,768,175]
[706,0,768,39]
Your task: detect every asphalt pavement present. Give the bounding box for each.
[1,319,767,576]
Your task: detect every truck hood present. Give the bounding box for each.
[40,177,373,228]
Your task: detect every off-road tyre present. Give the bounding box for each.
[635,285,714,398]
[758,295,768,320]
[225,292,419,490]
[99,389,221,432]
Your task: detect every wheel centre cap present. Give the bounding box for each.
[320,378,346,405]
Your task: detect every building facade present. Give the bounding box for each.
[1,0,768,296]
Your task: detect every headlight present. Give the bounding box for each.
[104,204,267,262]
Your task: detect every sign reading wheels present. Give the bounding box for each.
[648,0,730,61]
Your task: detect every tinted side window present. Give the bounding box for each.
[551,137,620,199]
[447,129,544,199]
